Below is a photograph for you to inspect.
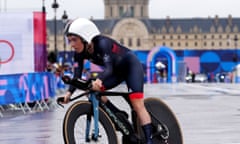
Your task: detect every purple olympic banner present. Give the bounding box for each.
[0,72,55,105]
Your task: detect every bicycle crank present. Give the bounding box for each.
[152,123,169,140]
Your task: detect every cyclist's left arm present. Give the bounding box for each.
[92,39,114,91]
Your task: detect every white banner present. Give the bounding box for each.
[0,12,34,75]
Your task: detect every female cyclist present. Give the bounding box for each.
[62,18,153,144]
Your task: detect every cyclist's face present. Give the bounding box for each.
[67,35,84,53]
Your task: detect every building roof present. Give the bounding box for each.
[47,17,240,35]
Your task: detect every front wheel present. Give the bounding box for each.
[62,101,119,144]
[138,98,183,144]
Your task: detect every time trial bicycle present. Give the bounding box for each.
[57,76,183,144]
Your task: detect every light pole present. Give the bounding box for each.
[42,0,46,13]
[62,10,68,65]
[234,35,239,83]
[52,0,59,62]
[42,0,47,70]
[234,35,238,64]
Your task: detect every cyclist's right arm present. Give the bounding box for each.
[63,52,84,103]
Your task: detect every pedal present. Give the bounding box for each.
[152,124,169,140]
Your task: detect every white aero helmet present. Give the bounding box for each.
[67,18,100,43]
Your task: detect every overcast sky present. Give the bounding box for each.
[1,0,240,20]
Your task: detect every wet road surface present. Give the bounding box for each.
[0,83,240,144]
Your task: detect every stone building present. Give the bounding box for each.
[46,0,240,82]
[47,0,240,52]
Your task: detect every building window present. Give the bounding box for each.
[185,42,188,47]
[219,35,222,39]
[203,35,207,39]
[219,42,222,46]
[178,35,181,39]
[170,35,173,39]
[227,41,230,46]
[177,42,181,47]
[170,42,173,47]
[226,34,230,39]
[129,6,134,17]
[211,42,215,46]
[194,42,198,47]
[194,35,198,39]
[137,38,141,47]
[119,6,124,17]
[128,38,132,47]
[185,35,188,39]
[234,34,238,40]
[141,6,144,17]
[204,42,207,46]
[110,7,113,17]
[120,38,124,45]
[211,35,215,39]
[163,42,166,46]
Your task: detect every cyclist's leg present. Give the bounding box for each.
[144,98,183,143]
[129,94,153,144]
[124,53,153,144]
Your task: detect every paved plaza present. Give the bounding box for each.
[0,83,240,144]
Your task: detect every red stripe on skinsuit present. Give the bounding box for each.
[129,92,143,99]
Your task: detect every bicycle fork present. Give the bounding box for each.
[85,92,100,142]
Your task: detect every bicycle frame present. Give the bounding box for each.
[86,92,99,140]
[59,76,182,143]
[68,90,138,142]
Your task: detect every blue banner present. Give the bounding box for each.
[0,72,55,105]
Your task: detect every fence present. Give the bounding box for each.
[0,72,56,116]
